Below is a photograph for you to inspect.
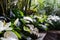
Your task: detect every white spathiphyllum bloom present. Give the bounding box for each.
[1,37,17,40]
[0,21,12,32]
[14,18,21,27]
[23,17,33,23]
[47,15,60,22]
[0,31,18,40]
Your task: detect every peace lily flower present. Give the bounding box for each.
[14,18,21,27]
[47,15,60,22]
[0,21,12,32]
[23,16,33,23]
[0,31,18,40]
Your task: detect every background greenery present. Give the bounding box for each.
[0,0,60,40]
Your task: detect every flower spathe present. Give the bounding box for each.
[1,37,18,40]
[47,15,60,22]
[23,16,33,23]
[0,31,18,40]
[14,18,21,27]
[0,21,12,32]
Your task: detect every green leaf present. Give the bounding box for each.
[20,19,26,24]
[12,8,24,18]
[12,30,21,39]
[43,15,47,19]
[23,26,30,33]
[19,11,24,17]
[0,32,3,34]
[38,0,45,3]
[38,18,44,23]
[45,23,49,26]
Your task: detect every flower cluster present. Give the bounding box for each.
[47,15,60,22]
[1,31,18,40]
[0,20,18,40]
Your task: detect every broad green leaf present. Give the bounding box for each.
[19,11,24,17]
[39,18,44,23]
[12,30,21,39]
[43,15,47,19]
[0,32,3,34]
[20,19,26,24]
[38,24,48,31]
[45,23,49,26]
[23,26,30,33]
[12,8,24,18]
[38,0,45,3]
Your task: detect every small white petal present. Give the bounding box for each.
[0,21,12,32]
[1,37,18,40]
[23,17,33,22]
[47,15,60,22]
[14,18,21,26]
[7,37,18,40]
[6,27,12,30]
[0,28,4,32]
[5,22,11,27]
[0,21,4,27]
[4,31,18,40]
[14,18,19,25]
[0,37,7,40]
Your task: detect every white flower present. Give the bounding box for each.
[23,17,33,23]
[0,31,18,40]
[14,18,21,27]
[0,21,12,32]
[47,15,60,22]
[1,37,17,40]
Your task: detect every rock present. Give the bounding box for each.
[44,31,60,40]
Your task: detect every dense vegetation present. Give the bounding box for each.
[0,0,60,40]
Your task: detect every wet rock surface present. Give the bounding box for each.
[44,31,60,40]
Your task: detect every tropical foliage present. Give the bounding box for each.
[0,0,60,40]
